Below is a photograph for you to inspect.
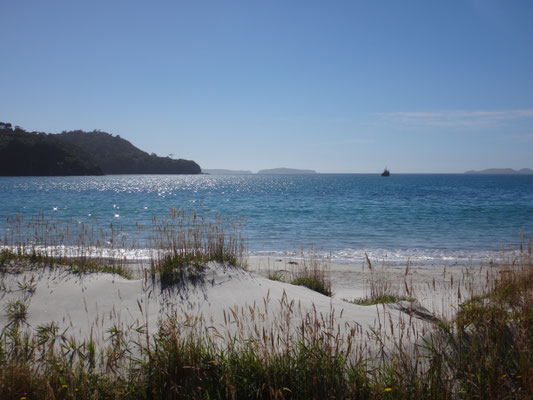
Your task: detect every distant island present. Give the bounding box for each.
[0,122,201,176]
[203,168,318,175]
[465,168,533,175]
[257,168,317,175]
[202,169,254,175]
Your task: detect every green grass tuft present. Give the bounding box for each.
[0,248,132,279]
[347,294,414,306]
[267,271,285,281]
[291,276,333,297]
[150,207,246,286]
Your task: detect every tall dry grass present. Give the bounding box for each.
[149,207,246,285]
[1,207,246,282]
[1,210,532,398]
[265,247,333,297]
[1,212,132,276]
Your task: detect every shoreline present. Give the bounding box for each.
[1,246,529,397]
[1,252,506,345]
[1,243,515,266]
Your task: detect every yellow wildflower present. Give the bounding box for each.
[385,387,392,392]
[61,384,68,388]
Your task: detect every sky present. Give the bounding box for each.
[1,0,533,173]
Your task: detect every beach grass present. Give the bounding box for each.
[1,212,532,398]
[0,248,132,279]
[347,294,415,306]
[290,276,333,297]
[264,251,333,297]
[1,245,531,399]
[1,207,246,283]
[149,207,246,285]
[267,270,285,281]
[269,248,333,297]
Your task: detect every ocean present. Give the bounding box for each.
[1,174,532,265]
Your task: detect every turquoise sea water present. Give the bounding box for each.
[1,174,532,264]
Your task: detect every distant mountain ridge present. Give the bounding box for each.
[202,169,253,175]
[257,168,317,174]
[465,168,533,175]
[0,122,201,176]
[203,168,318,175]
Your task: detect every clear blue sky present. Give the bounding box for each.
[1,0,533,173]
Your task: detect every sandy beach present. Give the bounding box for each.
[247,255,499,320]
[0,255,501,356]
[2,246,531,398]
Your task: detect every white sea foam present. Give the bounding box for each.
[0,242,520,268]
[0,245,155,261]
[251,247,514,266]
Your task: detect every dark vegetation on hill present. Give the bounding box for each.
[55,130,201,174]
[0,124,103,176]
[0,122,201,176]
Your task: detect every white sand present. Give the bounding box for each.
[247,255,498,321]
[0,256,501,357]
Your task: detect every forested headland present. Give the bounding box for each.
[0,122,201,176]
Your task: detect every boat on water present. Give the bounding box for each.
[381,168,390,177]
